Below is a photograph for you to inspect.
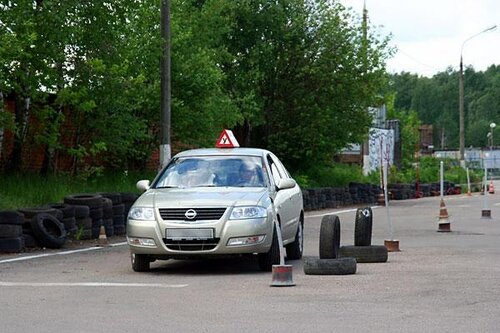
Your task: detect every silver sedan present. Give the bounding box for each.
[127,148,304,271]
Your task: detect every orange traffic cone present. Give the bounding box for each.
[489,181,495,194]
[437,198,451,232]
[97,225,110,246]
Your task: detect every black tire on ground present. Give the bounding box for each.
[64,193,103,209]
[30,213,67,249]
[112,204,125,216]
[0,237,25,253]
[257,227,280,271]
[113,215,125,226]
[0,211,23,225]
[339,245,388,263]
[131,253,150,272]
[45,203,75,218]
[72,205,90,219]
[76,217,93,229]
[23,233,39,247]
[91,226,101,239]
[103,218,113,227]
[101,198,113,219]
[62,217,77,230]
[319,214,341,259]
[303,256,357,275]
[354,207,373,246]
[0,224,23,238]
[286,219,303,260]
[113,225,126,235]
[89,207,104,220]
[105,225,114,237]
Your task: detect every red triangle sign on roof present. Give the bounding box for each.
[216,129,240,148]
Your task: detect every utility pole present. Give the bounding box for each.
[459,25,497,167]
[160,0,171,169]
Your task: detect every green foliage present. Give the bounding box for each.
[391,65,500,149]
[0,171,155,210]
[294,163,373,188]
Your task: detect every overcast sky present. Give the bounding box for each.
[339,0,499,77]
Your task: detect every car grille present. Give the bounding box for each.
[163,239,220,251]
[159,208,227,221]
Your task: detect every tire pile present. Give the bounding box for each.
[0,192,139,253]
[303,214,357,275]
[339,207,388,263]
[389,181,464,200]
[302,184,381,211]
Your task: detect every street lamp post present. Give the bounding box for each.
[458,25,497,167]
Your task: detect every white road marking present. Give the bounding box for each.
[0,242,128,264]
[307,206,379,218]
[0,282,188,288]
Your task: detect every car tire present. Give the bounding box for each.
[64,193,103,209]
[0,211,24,225]
[30,213,67,249]
[131,253,150,272]
[286,219,303,260]
[0,224,23,238]
[319,214,340,259]
[0,237,25,253]
[258,227,280,272]
[303,256,357,275]
[354,207,373,246]
[339,245,388,263]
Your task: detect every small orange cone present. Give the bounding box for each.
[437,198,451,232]
[97,225,110,246]
[489,181,494,194]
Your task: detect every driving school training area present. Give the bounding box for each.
[0,188,499,332]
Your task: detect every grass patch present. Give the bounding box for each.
[0,171,156,210]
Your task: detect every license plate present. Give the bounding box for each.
[166,228,214,240]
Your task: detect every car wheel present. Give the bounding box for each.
[319,214,340,259]
[258,227,280,272]
[286,219,303,260]
[354,207,373,246]
[131,253,150,272]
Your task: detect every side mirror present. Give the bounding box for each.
[136,180,150,192]
[277,178,296,190]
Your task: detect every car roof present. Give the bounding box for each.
[174,147,271,158]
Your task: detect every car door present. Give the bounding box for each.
[266,154,300,243]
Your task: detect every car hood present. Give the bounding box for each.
[135,187,269,208]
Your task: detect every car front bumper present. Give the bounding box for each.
[127,216,274,257]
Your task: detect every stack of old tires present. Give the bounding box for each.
[18,207,67,249]
[99,193,122,237]
[0,211,25,252]
[303,214,357,275]
[339,207,388,263]
[45,203,77,237]
[64,194,103,240]
[111,192,139,235]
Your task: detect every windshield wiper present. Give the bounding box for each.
[155,185,180,189]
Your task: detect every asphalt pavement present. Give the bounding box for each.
[0,184,499,333]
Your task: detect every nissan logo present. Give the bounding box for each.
[185,209,197,220]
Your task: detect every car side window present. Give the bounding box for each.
[267,155,283,186]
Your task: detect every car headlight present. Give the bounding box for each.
[229,206,267,220]
[128,207,155,220]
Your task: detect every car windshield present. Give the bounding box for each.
[153,155,267,189]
